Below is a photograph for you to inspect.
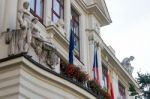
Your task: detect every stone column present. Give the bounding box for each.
[45,0,52,26]
[88,36,95,79]
[64,0,71,40]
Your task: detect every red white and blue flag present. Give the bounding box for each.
[92,48,100,84]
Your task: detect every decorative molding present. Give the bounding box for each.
[76,0,112,26]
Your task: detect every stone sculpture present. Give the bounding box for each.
[121,56,134,74]
[31,17,59,69]
[3,1,59,70]
[17,1,32,53]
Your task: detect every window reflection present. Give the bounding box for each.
[119,82,126,99]
[29,0,44,23]
[53,0,60,15]
[52,0,64,23]
[30,0,35,10]
[36,0,43,18]
[71,8,80,58]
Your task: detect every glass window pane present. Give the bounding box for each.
[30,0,35,10]
[71,9,79,22]
[74,37,79,51]
[71,8,80,52]
[53,0,60,15]
[74,23,79,36]
[53,14,59,23]
[36,0,43,18]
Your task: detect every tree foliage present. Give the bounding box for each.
[129,83,138,96]
[129,72,150,98]
[137,72,150,98]
[137,72,150,89]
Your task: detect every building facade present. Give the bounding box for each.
[0,0,139,99]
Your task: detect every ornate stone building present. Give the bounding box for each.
[0,0,139,99]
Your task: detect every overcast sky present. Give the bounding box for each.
[101,0,150,78]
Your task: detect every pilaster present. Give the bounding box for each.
[64,0,71,40]
[88,36,95,79]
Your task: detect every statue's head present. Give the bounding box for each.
[129,56,134,61]
[23,1,29,9]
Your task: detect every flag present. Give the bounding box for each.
[107,70,114,99]
[92,47,100,84]
[69,28,74,64]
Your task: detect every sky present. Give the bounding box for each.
[101,0,150,78]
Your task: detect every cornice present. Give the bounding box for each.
[76,0,112,26]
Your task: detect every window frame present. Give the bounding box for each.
[30,0,44,23]
[71,8,80,59]
[102,63,108,90]
[51,0,64,23]
[118,82,126,99]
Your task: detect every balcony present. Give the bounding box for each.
[0,52,110,99]
[0,29,110,99]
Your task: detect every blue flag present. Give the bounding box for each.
[69,28,74,64]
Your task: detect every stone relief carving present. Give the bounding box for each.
[30,17,59,69]
[3,1,59,69]
[121,56,134,74]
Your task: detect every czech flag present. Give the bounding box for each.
[69,28,74,64]
[93,48,100,84]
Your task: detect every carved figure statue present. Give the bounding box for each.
[31,17,59,69]
[31,17,46,63]
[17,1,32,53]
[121,56,134,74]
[2,1,59,70]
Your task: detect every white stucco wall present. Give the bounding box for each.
[3,0,18,31]
[0,0,5,33]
